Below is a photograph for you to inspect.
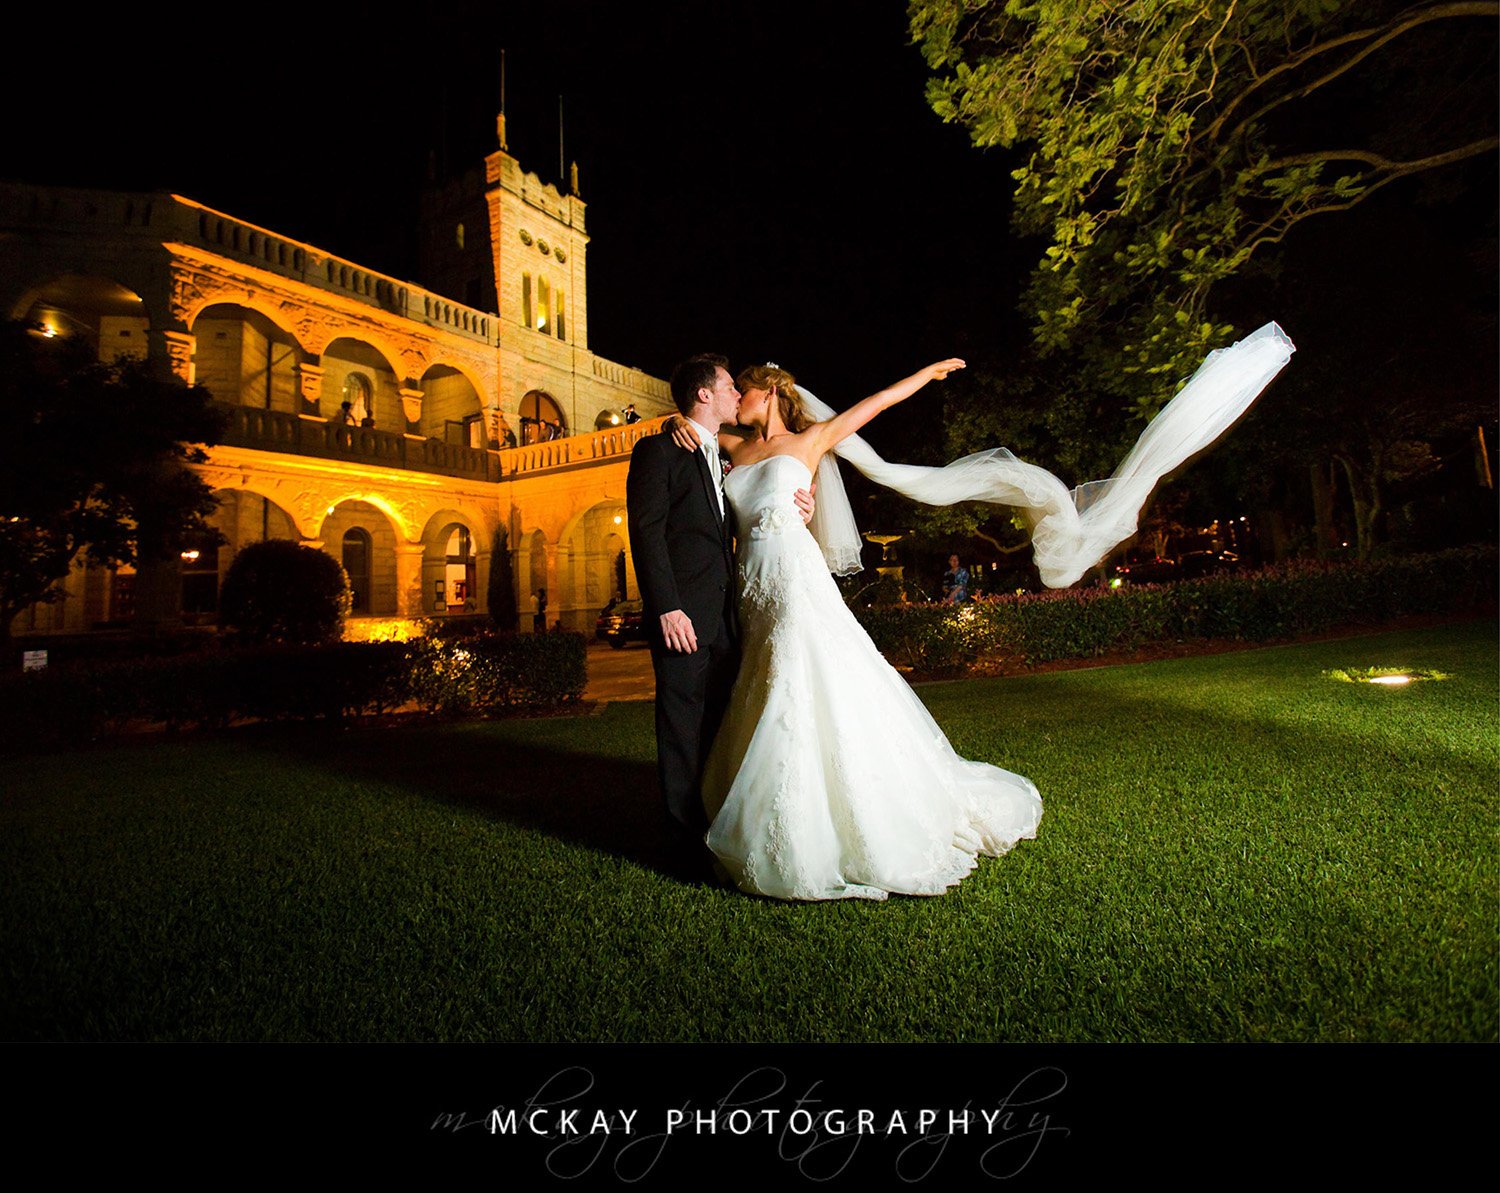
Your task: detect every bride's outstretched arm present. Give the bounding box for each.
[808,359,964,455]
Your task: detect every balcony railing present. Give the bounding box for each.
[217,404,500,482]
[497,417,666,473]
[215,405,668,480]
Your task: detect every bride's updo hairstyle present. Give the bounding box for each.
[736,363,815,433]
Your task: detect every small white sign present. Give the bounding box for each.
[22,650,48,671]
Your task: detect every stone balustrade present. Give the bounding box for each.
[218,404,667,481]
[219,404,500,481]
[0,184,497,346]
[497,416,667,474]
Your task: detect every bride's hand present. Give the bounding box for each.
[925,358,966,382]
[667,415,702,452]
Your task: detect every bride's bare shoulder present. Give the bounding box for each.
[720,425,758,458]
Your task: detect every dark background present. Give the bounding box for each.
[3,0,1493,474]
[3,1,1028,419]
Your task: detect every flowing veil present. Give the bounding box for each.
[799,322,1295,589]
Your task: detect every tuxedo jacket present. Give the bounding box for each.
[626,430,738,648]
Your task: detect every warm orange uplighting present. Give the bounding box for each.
[343,617,427,643]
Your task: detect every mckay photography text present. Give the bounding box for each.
[430,1064,1071,1180]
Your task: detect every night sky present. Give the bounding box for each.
[5,2,1025,410]
[4,0,1494,454]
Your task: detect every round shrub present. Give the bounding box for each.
[219,540,351,645]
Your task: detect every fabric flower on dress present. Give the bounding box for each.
[749,506,790,539]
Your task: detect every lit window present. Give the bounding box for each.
[341,373,372,424]
[455,222,465,249]
[538,278,551,333]
[556,290,566,341]
[522,274,532,329]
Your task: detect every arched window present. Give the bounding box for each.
[442,525,476,610]
[520,390,566,444]
[342,528,371,613]
[342,373,372,425]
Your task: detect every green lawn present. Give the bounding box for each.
[2,620,1494,1042]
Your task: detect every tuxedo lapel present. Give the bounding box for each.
[693,447,725,530]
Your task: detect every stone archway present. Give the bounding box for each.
[520,389,567,444]
[558,499,630,631]
[322,337,404,433]
[417,511,487,618]
[190,303,304,412]
[12,274,149,363]
[318,500,400,616]
[419,363,487,446]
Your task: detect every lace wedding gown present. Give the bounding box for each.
[703,454,1043,901]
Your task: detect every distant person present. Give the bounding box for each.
[532,587,547,633]
[941,554,969,604]
[623,403,642,424]
[338,401,356,425]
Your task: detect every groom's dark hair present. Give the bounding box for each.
[669,354,729,415]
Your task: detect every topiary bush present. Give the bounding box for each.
[218,540,351,645]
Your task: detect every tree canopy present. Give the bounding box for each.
[0,322,225,639]
[911,0,1498,413]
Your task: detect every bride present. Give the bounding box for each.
[672,327,1294,901]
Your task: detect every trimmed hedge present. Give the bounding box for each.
[219,540,351,645]
[0,631,587,751]
[855,545,1498,674]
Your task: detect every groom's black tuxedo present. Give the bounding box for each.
[626,429,739,839]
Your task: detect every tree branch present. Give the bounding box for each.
[1203,2,1497,147]
[1258,138,1500,175]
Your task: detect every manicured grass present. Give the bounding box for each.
[2,621,1493,1042]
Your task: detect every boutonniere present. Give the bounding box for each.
[720,454,733,478]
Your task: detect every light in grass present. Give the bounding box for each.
[1322,666,1451,686]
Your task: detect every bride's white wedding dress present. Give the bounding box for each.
[699,323,1296,900]
[703,454,1042,901]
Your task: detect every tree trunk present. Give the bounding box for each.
[1336,454,1383,561]
[1309,460,1338,558]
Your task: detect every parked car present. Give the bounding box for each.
[595,597,621,640]
[1176,549,1240,580]
[1112,549,1178,584]
[597,599,647,648]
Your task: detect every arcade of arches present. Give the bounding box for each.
[2,174,675,639]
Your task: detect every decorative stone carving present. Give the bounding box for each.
[399,386,424,428]
[297,362,324,412]
[161,330,196,385]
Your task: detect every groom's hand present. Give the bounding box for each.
[659,609,698,653]
[794,482,816,525]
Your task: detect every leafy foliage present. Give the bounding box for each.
[218,540,351,645]
[0,321,225,638]
[910,0,1499,411]
[855,545,1495,673]
[0,631,588,750]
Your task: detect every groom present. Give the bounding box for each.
[626,354,811,868]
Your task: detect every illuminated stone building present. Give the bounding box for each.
[1,127,672,636]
